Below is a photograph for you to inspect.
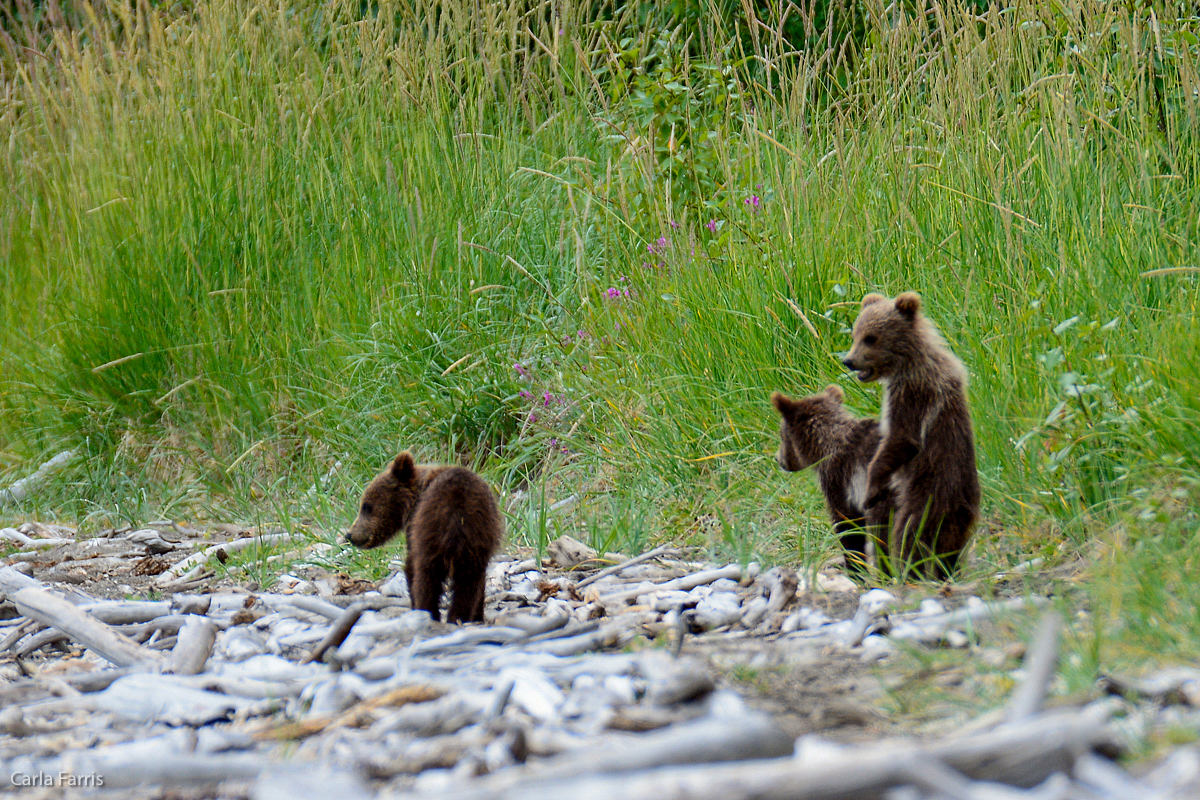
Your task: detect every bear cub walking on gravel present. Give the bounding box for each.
[772,385,889,573]
[841,292,980,579]
[346,452,502,623]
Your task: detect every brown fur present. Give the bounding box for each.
[772,385,890,573]
[841,292,980,580]
[346,452,502,623]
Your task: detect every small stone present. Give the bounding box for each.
[944,629,970,648]
[919,598,946,616]
[859,589,897,615]
[817,572,857,593]
[130,556,171,577]
[0,707,34,737]
[798,607,832,630]
[331,572,374,595]
[978,647,1009,668]
[41,566,88,584]
[545,535,597,569]
[379,572,409,599]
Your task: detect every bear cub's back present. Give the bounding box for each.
[412,466,503,556]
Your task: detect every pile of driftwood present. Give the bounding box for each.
[1,524,1198,799]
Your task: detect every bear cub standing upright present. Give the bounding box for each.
[841,292,980,579]
[346,452,502,623]
[772,385,890,573]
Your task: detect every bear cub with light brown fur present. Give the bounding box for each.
[346,452,502,623]
[772,385,890,573]
[841,291,980,580]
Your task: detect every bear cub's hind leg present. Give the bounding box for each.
[409,545,449,623]
[447,562,488,624]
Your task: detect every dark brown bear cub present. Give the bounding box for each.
[841,292,980,580]
[772,385,891,573]
[346,452,502,623]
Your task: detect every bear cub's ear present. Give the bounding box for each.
[771,391,796,417]
[823,384,845,403]
[894,292,922,317]
[390,451,416,482]
[861,293,886,308]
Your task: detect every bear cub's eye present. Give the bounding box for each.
[361,502,374,516]
[862,335,878,346]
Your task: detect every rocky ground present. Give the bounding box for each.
[2,520,1199,799]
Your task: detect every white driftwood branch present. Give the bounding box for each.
[1006,610,1063,722]
[0,449,75,505]
[0,564,42,599]
[889,596,1048,643]
[302,604,364,664]
[78,600,173,625]
[11,587,163,667]
[762,566,799,616]
[575,545,680,590]
[414,707,1111,800]
[170,617,218,675]
[594,564,743,605]
[155,532,296,585]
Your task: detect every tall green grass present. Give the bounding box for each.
[1,0,1197,579]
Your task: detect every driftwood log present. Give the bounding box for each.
[1006,610,1063,722]
[412,707,1114,800]
[169,617,218,675]
[10,586,163,667]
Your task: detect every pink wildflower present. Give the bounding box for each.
[647,237,669,255]
[706,219,718,233]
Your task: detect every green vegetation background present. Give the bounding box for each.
[2,0,1199,662]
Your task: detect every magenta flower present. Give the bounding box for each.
[518,390,532,400]
[528,411,538,423]
[647,236,669,255]
[543,390,554,407]
[513,363,530,378]
[706,219,718,233]
[744,195,761,211]
[668,220,681,229]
